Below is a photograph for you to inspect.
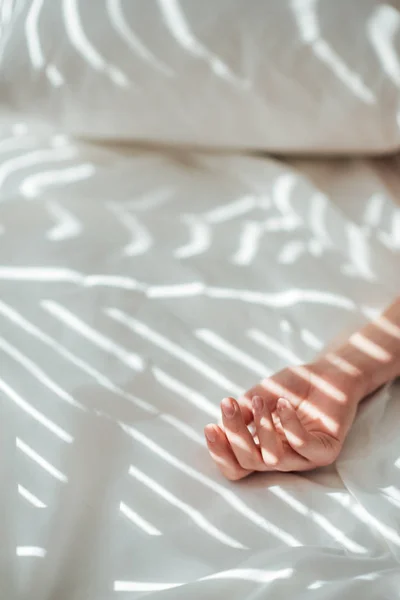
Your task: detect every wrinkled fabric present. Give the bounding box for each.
[3,0,400,152]
[0,120,399,599]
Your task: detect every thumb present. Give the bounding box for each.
[277,398,338,465]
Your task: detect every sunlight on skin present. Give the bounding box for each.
[0,378,73,443]
[17,438,68,483]
[220,426,264,456]
[258,377,304,407]
[157,0,248,87]
[20,163,95,198]
[324,352,362,378]
[18,484,47,509]
[62,0,129,86]
[214,396,316,470]
[349,332,392,363]
[270,487,367,554]
[0,301,155,415]
[205,361,364,477]
[114,568,293,591]
[17,547,46,558]
[129,465,247,550]
[123,425,301,546]
[46,200,83,242]
[107,309,243,396]
[42,300,144,371]
[291,365,347,403]
[205,299,400,479]
[107,0,174,76]
[152,367,220,418]
[174,216,211,259]
[0,336,82,409]
[119,501,162,536]
[375,317,400,341]
[196,329,271,378]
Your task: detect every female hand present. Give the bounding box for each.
[204,357,366,480]
[204,297,400,481]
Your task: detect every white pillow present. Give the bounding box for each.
[1,0,400,152]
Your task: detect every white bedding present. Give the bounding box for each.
[0,118,400,599]
[4,0,400,153]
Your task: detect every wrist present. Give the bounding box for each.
[311,351,368,407]
[324,332,400,401]
[310,297,400,406]
[325,343,377,401]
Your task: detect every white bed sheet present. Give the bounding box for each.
[0,118,399,600]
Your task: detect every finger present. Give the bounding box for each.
[277,441,315,472]
[221,397,264,471]
[236,395,254,426]
[242,383,278,420]
[277,398,325,463]
[252,395,281,467]
[204,423,251,481]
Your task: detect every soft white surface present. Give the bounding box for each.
[0,119,400,599]
[3,0,400,152]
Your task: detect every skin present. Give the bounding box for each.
[205,297,400,481]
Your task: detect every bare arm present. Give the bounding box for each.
[325,296,400,400]
[205,296,400,480]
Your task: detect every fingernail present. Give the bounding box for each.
[205,425,217,443]
[252,395,264,413]
[221,397,235,418]
[277,397,290,412]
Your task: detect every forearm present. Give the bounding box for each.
[331,297,400,400]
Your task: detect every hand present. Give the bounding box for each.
[204,358,366,481]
